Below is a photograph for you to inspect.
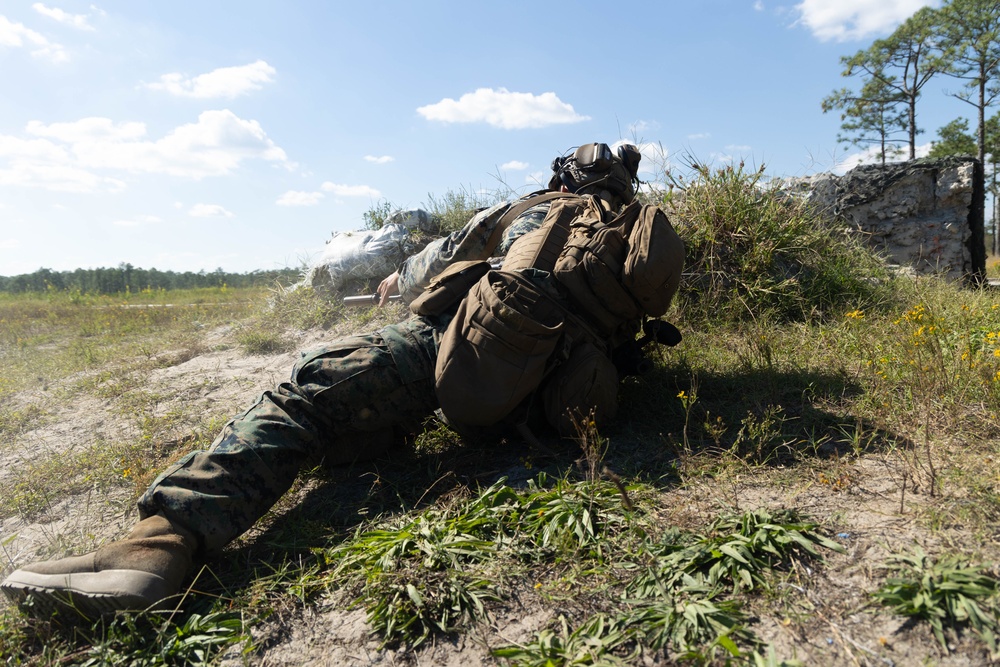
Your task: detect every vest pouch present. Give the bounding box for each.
[435,270,564,426]
[542,341,619,438]
[409,260,491,316]
[622,205,685,317]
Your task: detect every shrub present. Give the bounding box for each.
[651,162,900,325]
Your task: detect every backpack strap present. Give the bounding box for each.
[483,191,580,256]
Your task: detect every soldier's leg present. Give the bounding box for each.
[137,324,438,554]
[1,320,439,616]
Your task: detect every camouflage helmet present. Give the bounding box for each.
[548,142,641,203]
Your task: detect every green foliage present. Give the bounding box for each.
[363,572,501,648]
[321,470,842,659]
[661,162,897,324]
[516,474,634,559]
[423,187,508,235]
[929,117,979,157]
[495,507,840,665]
[825,5,945,161]
[235,327,291,355]
[492,614,635,666]
[78,611,247,666]
[627,508,843,597]
[624,584,752,659]
[0,263,298,295]
[324,480,509,647]
[264,282,347,330]
[362,198,398,231]
[938,0,1000,164]
[873,548,999,655]
[323,474,639,647]
[822,81,908,164]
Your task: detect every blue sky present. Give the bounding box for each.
[0,0,964,276]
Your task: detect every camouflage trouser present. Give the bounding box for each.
[137,317,441,554]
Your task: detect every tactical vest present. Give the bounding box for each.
[425,191,684,434]
[502,193,683,341]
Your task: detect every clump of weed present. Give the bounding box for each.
[235,327,291,355]
[654,161,899,325]
[321,473,642,647]
[423,186,511,235]
[76,611,248,666]
[492,613,637,666]
[497,506,841,664]
[627,508,843,598]
[873,547,999,656]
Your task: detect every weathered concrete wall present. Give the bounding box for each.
[784,156,982,281]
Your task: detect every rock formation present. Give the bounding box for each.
[784,156,983,282]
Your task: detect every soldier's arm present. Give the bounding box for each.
[396,199,554,305]
[396,201,509,304]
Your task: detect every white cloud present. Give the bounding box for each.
[0,14,68,62]
[417,88,590,129]
[65,109,287,177]
[754,1,764,11]
[189,203,234,218]
[276,190,324,206]
[27,117,146,142]
[320,182,380,197]
[0,238,20,250]
[112,214,162,227]
[0,161,125,192]
[793,0,939,42]
[725,144,753,152]
[0,110,289,192]
[364,155,394,164]
[144,60,276,99]
[0,134,72,162]
[687,132,711,140]
[500,160,529,171]
[831,141,929,175]
[628,120,660,135]
[32,3,95,31]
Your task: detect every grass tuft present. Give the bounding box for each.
[873,547,999,656]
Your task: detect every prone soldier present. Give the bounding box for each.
[1,141,684,618]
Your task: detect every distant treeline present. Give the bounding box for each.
[0,264,302,295]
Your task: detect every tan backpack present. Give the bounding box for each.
[550,197,685,336]
[429,195,684,430]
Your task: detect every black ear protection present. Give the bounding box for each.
[616,144,641,179]
[550,142,642,199]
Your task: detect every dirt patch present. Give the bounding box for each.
[0,326,335,572]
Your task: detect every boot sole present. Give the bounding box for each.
[1,568,177,620]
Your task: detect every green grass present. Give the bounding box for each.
[0,286,263,399]
[873,548,1000,656]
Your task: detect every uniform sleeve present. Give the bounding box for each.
[396,199,552,304]
[396,201,506,304]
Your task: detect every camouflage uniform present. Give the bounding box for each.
[396,199,551,302]
[137,196,554,555]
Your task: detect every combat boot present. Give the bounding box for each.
[0,514,197,619]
